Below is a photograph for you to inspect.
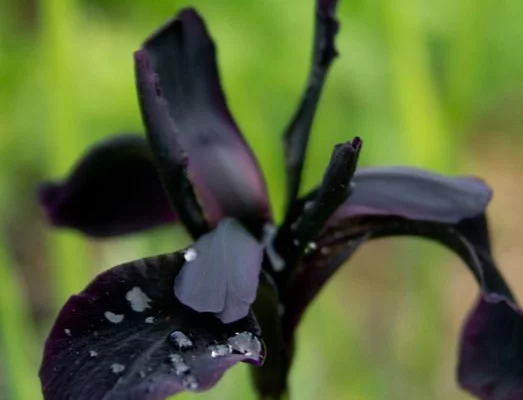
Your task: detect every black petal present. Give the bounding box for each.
[40,252,264,400]
[459,296,523,400]
[283,0,340,213]
[38,135,176,237]
[135,9,270,234]
[285,211,523,400]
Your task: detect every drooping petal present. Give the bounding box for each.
[459,296,523,400]
[40,252,264,400]
[284,206,523,399]
[333,166,492,224]
[283,0,340,212]
[135,9,270,234]
[174,218,263,324]
[38,135,176,237]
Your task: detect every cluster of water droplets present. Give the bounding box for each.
[227,332,264,362]
[166,330,199,391]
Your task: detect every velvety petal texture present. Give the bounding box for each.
[135,9,270,233]
[334,166,492,224]
[459,296,523,400]
[174,218,263,324]
[40,252,264,400]
[38,135,176,237]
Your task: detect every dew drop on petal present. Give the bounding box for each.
[184,248,198,262]
[169,330,193,350]
[126,286,152,312]
[110,363,126,374]
[168,354,190,375]
[145,316,155,324]
[182,375,198,391]
[209,344,232,358]
[304,241,318,254]
[64,329,71,336]
[104,311,124,324]
[227,332,263,360]
[89,350,98,358]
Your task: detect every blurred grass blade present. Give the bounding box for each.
[40,0,89,305]
[0,237,42,400]
[446,0,488,128]
[384,0,452,395]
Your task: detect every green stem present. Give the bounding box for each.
[41,0,89,306]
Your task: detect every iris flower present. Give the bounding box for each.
[38,1,523,399]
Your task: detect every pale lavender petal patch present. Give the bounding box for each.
[174,218,263,324]
[332,166,492,224]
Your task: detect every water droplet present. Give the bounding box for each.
[304,201,315,211]
[262,223,285,272]
[126,287,152,312]
[277,304,285,317]
[304,242,317,254]
[89,350,98,358]
[64,329,71,336]
[169,354,190,375]
[227,332,263,360]
[320,247,331,255]
[110,363,126,374]
[145,316,155,324]
[209,344,232,358]
[169,330,193,350]
[104,311,124,324]
[184,248,198,262]
[182,375,198,390]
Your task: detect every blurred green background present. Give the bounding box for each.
[1,0,523,399]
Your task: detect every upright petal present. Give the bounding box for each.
[40,252,264,400]
[38,135,176,237]
[282,0,340,213]
[135,9,270,234]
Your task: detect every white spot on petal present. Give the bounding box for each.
[110,363,125,374]
[169,331,193,349]
[209,344,232,358]
[64,329,71,336]
[104,311,124,324]
[144,316,155,324]
[126,287,152,312]
[184,248,198,262]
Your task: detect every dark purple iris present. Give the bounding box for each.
[38,1,523,400]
